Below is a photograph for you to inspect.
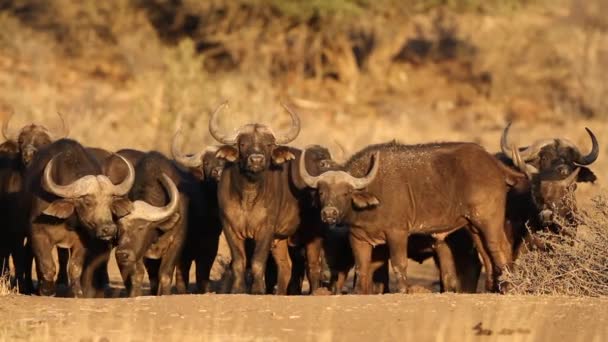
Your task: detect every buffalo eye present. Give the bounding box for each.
[82,196,94,207]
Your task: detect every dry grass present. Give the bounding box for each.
[0,270,16,296]
[504,193,608,297]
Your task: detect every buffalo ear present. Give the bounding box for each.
[352,191,380,209]
[111,198,133,218]
[272,146,296,165]
[43,200,75,219]
[577,167,597,183]
[215,146,238,162]
[158,213,181,231]
[188,166,205,181]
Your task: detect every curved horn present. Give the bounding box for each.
[42,155,94,198]
[511,145,538,179]
[576,127,599,165]
[350,152,380,190]
[208,101,238,145]
[132,174,180,222]
[55,112,69,139]
[501,123,552,162]
[559,167,581,186]
[274,103,301,145]
[2,112,13,141]
[171,129,204,168]
[333,140,348,164]
[299,147,322,188]
[110,154,135,196]
[500,122,513,157]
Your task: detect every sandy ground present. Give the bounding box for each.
[1,255,605,342]
[1,293,606,342]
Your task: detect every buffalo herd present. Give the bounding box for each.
[0,104,599,297]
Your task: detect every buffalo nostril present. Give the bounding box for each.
[97,225,117,240]
[249,154,264,164]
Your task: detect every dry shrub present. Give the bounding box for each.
[504,193,608,297]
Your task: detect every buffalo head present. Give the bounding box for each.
[115,174,180,266]
[501,123,599,227]
[3,112,68,166]
[299,149,380,225]
[171,134,226,182]
[173,102,300,178]
[41,153,135,240]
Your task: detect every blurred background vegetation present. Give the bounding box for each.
[0,0,606,167]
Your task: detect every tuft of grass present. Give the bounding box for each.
[503,193,608,297]
[0,271,17,296]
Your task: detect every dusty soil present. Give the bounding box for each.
[3,256,605,341]
[1,293,606,342]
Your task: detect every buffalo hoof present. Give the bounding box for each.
[38,281,56,297]
[408,285,432,294]
[498,280,511,294]
[230,285,247,294]
[251,284,266,295]
[71,288,84,298]
[312,287,332,296]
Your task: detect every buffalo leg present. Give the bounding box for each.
[270,239,292,295]
[470,217,513,292]
[195,243,217,294]
[56,247,69,287]
[68,244,86,297]
[81,244,111,298]
[371,261,390,294]
[305,236,323,294]
[119,259,145,297]
[12,236,28,294]
[22,239,35,294]
[349,235,372,294]
[30,227,56,296]
[386,232,409,294]
[144,258,160,295]
[250,230,274,295]
[448,230,481,293]
[469,231,494,291]
[175,256,191,294]
[371,245,390,294]
[157,241,183,296]
[434,239,459,292]
[224,228,247,294]
[131,260,145,297]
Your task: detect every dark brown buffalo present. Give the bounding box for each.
[174,102,309,295]
[22,139,134,297]
[499,123,599,253]
[300,141,522,294]
[171,140,223,294]
[0,113,67,292]
[0,140,20,278]
[312,144,482,294]
[114,151,187,296]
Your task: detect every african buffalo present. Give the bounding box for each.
[499,123,599,253]
[299,141,523,294]
[171,140,223,294]
[0,113,67,292]
[310,144,481,294]
[114,151,187,296]
[174,102,310,295]
[22,139,134,297]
